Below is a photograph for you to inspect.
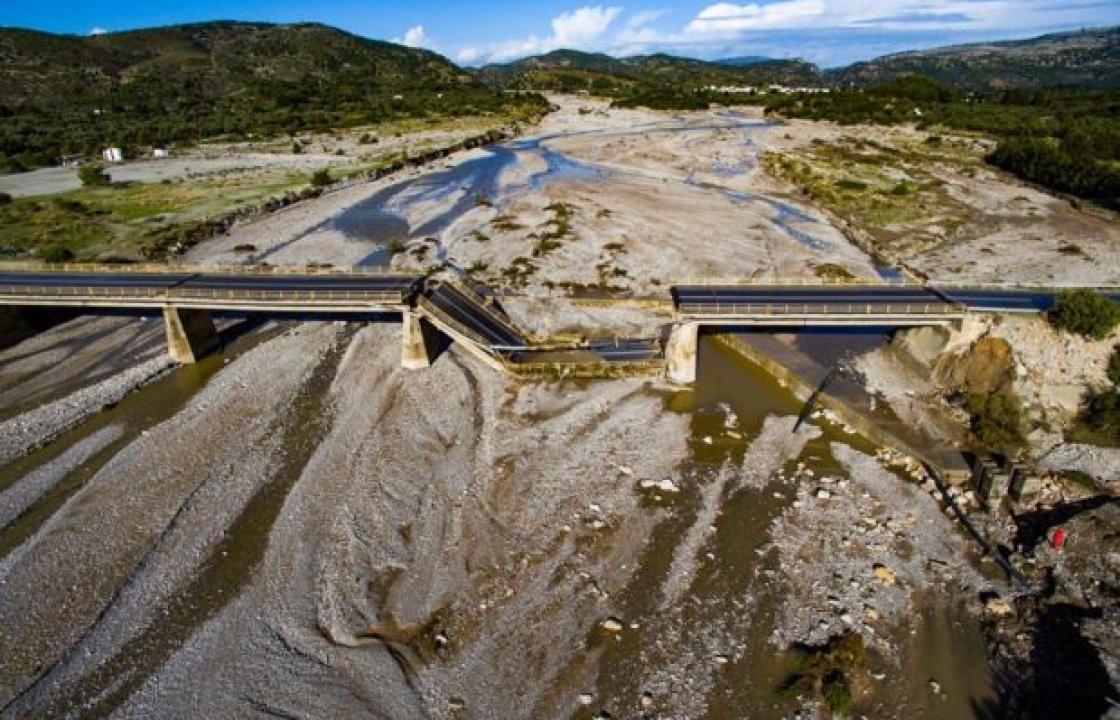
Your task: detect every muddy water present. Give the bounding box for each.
[580,335,994,719]
[0,322,286,558]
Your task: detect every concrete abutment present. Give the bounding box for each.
[163,306,219,364]
[666,321,699,385]
[401,310,443,369]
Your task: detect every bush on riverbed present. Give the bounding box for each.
[778,632,866,714]
[966,389,1025,449]
[1048,289,1120,340]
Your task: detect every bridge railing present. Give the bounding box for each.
[0,261,418,277]
[676,302,967,316]
[0,284,407,304]
[440,278,530,343]
[416,295,497,350]
[670,276,914,287]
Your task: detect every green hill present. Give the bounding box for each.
[827,27,1120,91]
[478,49,821,94]
[0,21,547,170]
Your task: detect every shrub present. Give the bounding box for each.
[0,192,11,205]
[966,390,1025,448]
[1108,346,1120,386]
[291,142,303,154]
[41,245,75,263]
[310,168,332,187]
[232,243,257,252]
[1049,289,1120,340]
[778,633,865,714]
[78,164,111,187]
[1083,389,1120,439]
[835,178,867,191]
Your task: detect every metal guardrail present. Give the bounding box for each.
[416,296,496,351]
[670,276,914,287]
[441,279,528,342]
[676,302,967,316]
[499,358,665,375]
[0,285,406,304]
[0,261,419,277]
[930,281,1120,292]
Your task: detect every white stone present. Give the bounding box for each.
[601,617,624,632]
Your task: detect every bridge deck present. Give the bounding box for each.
[672,284,963,320]
[672,283,1120,319]
[0,268,422,309]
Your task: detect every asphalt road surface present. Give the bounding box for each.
[0,270,422,300]
[423,282,526,347]
[673,285,1120,313]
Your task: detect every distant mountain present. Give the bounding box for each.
[478,49,822,92]
[0,21,546,168]
[716,56,774,67]
[0,22,467,110]
[827,27,1120,91]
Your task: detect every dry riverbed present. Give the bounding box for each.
[1,95,1118,718]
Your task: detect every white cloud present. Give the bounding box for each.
[551,6,623,44]
[457,46,483,63]
[454,1,1117,66]
[395,25,434,49]
[90,27,108,36]
[626,9,669,29]
[455,5,621,64]
[686,0,826,34]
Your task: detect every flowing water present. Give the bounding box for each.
[578,335,995,719]
[259,114,836,265]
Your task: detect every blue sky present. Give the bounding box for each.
[2,0,1118,67]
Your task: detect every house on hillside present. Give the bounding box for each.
[153,147,170,158]
[102,147,123,162]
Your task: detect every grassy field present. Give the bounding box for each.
[762,133,990,254]
[0,170,314,261]
[1,111,525,262]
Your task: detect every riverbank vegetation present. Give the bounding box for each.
[0,22,549,171]
[1048,289,1120,340]
[763,78,1120,207]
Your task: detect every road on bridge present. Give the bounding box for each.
[0,269,423,305]
[673,284,1120,315]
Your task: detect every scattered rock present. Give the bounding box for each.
[578,693,594,706]
[872,563,897,585]
[601,617,625,633]
[984,597,1014,617]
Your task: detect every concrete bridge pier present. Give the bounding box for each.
[666,322,699,385]
[163,306,219,363]
[401,310,442,369]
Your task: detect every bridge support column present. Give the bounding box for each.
[666,322,699,385]
[401,310,440,369]
[163,306,218,364]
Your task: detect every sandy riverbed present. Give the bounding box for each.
[1,94,1117,718]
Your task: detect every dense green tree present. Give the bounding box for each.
[78,165,111,187]
[966,390,1025,449]
[1049,289,1120,340]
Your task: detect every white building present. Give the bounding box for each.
[153,147,170,158]
[102,147,123,162]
